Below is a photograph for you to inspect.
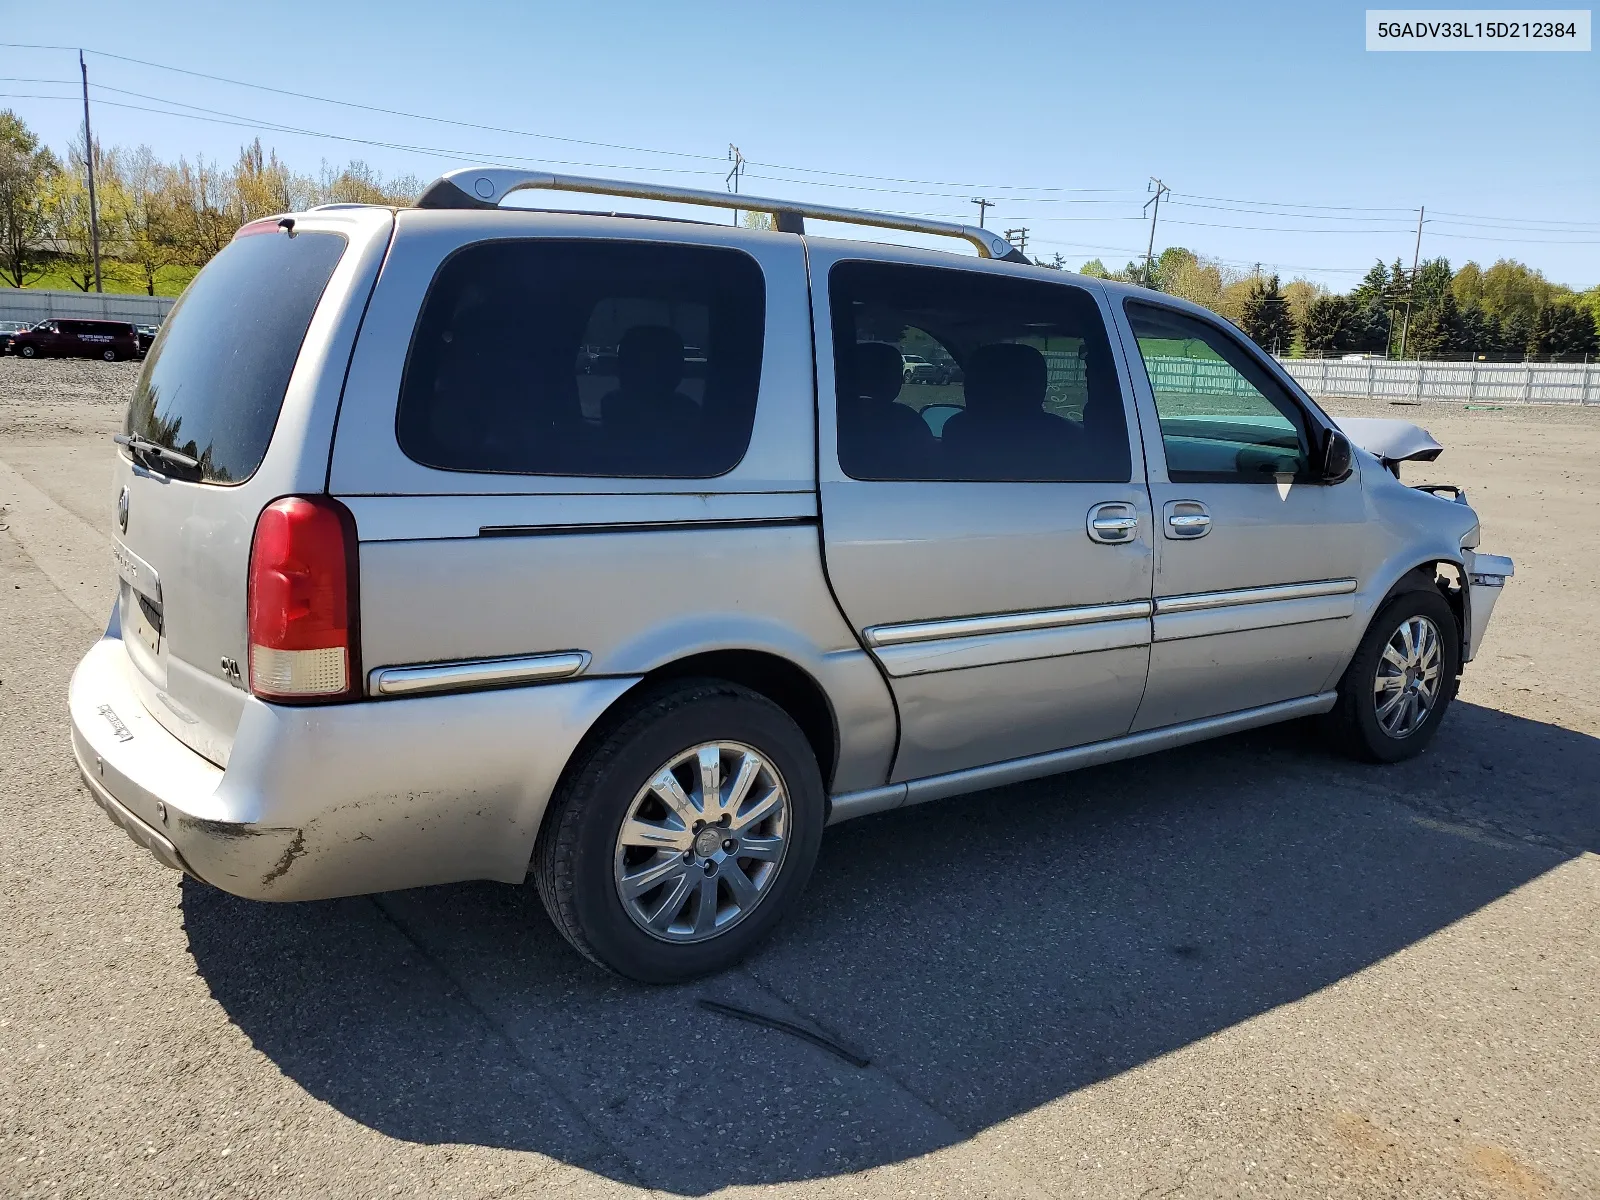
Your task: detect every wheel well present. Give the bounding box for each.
[627,651,839,789]
[1385,561,1466,653]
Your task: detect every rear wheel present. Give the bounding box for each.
[534,679,825,983]
[1326,587,1460,763]
[101,349,117,362]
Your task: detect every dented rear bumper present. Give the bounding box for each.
[69,629,635,901]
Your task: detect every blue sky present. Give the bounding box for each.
[7,1,1597,290]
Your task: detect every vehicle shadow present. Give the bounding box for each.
[181,700,1596,1193]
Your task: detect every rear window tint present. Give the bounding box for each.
[125,229,346,484]
[396,239,765,478]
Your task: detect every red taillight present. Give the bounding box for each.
[247,496,360,702]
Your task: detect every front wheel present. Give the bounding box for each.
[1326,587,1460,763]
[19,344,35,358]
[534,679,825,983]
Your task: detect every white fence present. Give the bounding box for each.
[0,288,175,324]
[1278,357,1599,405]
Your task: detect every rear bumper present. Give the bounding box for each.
[69,631,636,901]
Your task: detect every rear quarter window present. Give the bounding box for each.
[396,239,766,478]
[125,228,347,484]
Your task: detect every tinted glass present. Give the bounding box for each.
[397,240,766,478]
[125,229,346,484]
[829,261,1130,483]
[1124,302,1312,483]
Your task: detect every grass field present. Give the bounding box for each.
[12,261,198,297]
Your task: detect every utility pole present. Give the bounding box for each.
[726,145,745,226]
[79,50,103,293]
[1398,205,1425,360]
[1003,227,1029,256]
[971,197,994,228]
[1142,177,1170,286]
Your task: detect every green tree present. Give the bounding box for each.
[1530,301,1599,360]
[1456,303,1500,357]
[0,110,57,288]
[1299,294,1351,357]
[1238,273,1294,355]
[1076,258,1111,278]
[117,146,182,296]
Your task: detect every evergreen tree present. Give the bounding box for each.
[1238,273,1294,355]
[1531,302,1599,360]
[1299,295,1350,357]
[1457,303,1500,358]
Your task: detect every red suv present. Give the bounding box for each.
[7,318,142,361]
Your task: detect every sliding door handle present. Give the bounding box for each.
[1087,502,1140,545]
[1163,500,1212,539]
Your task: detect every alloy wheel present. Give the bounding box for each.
[1373,614,1443,738]
[613,741,790,943]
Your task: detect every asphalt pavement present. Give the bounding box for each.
[1,361,1595,1198]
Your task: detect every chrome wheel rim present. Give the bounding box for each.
[613,741,791,943]
[1373,614,1443,738]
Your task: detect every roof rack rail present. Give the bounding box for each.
[414,167,1029,263]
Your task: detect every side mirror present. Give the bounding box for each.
[1320,429,1353,484]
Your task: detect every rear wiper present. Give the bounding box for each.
[114,433,201,476]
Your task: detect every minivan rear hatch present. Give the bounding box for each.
[112,208,393,765]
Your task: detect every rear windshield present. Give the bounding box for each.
[125,229,346,484]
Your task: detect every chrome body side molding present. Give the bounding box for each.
[371,651,591,697]
[1154,578,1357,614]
[865,599,1151,647]
[827,692,1338,824]
[1153,579,1357,643]
[863,600,1152,678]
[873,619,1151,678]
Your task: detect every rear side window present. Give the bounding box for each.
[125,229,347,484]
[829,260,1130,482]
[396,240,765,478]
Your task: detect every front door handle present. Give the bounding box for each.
[1163,500,1212,539]
[1087,502,1140,545]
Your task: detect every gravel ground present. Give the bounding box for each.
[0,358,141,440]
[1,358,1597,1199]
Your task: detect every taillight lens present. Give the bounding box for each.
[247,496,360,702]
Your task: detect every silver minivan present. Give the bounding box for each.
[69,169,1513,982]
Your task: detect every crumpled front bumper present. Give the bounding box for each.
[1461,549,1514,663]
[68,628,635,901]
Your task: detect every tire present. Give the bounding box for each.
[534,679,826,983]
[19,344,35,358]
[102,349,117,362]
[1326,586,1460,763]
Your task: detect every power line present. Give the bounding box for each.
[5,46,1596,252]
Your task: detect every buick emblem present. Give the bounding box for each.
[116,486,129,533]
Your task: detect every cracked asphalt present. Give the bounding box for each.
[1,360,1596,1198]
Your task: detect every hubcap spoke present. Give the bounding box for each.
[721,861,759,906]
[1376,688,1408,721]
[723,752,762,821]
[731,786,782,832]
[649,768,700,825]
[692,875,720,935]
[737,835,784,862]
[619,815,692,852]
[696,747,724,819]
[647,871,696,930]
[614,741,791,944]
[621,854,688,900]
